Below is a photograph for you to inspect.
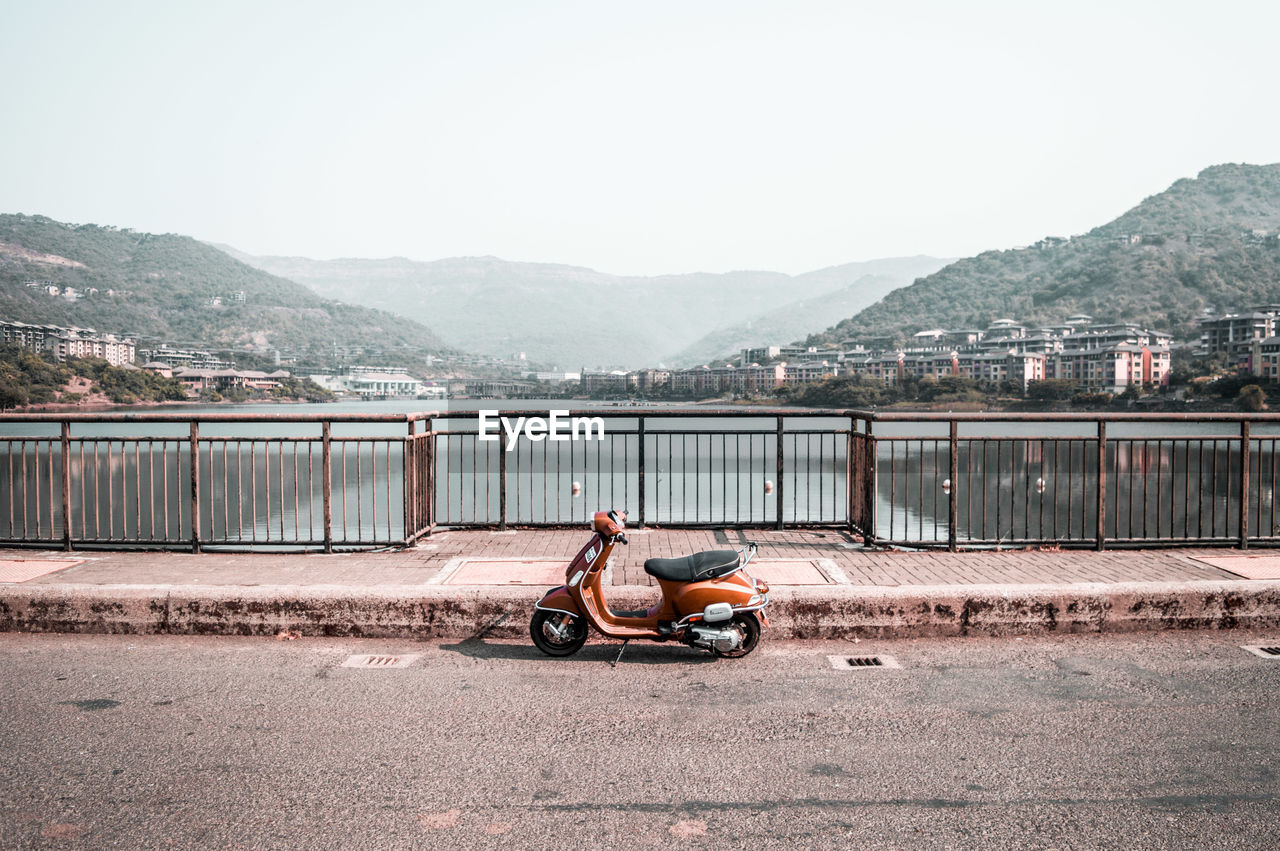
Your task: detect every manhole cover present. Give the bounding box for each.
[341,654,421,669]
[827,654,901,670]
[0,559,84,583]
[1190,556,1280,580]
[1241,645,1280,659]
[442,559,567,585]
[751,560,832,585]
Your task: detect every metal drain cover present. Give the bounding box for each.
[342,653,421,669]
[1241,645,1280,659]
[828,654,901,670]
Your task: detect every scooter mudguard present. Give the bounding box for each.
[534,585,582,617]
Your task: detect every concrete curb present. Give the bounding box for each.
[3,579,1280,640]
[771,580,1280,638]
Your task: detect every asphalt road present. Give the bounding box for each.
[1,630,1278,849]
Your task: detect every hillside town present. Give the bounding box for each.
[0,318,457,401]
[9,307,1280,404]
[580,308,1280,398]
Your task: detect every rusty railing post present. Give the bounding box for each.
[189,421,201,553]
[949,419,959,552]
[637,417,646,528]
[322,421,333,553]
[1240,419,1251,549]
[61,421,72,551]
[403,419,416,545]
[498,434,507,531]
[1096,420,1106,551]
[863,418,877,546]
[425,418,435,535]
[846,416,855,534]
[775,416,785,530]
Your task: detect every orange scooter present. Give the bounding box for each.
[530,510,770,661]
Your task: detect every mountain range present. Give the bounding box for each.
[222,250,949,369]
[6,162,1279,378]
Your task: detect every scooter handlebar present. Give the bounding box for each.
[615,533,628,545]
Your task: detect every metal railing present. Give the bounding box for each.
[3,408,1280,552]
[430,410,853,528]
[0,412,436,552]
[865,412,1280,550]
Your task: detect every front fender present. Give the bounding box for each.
[534,585,582,617]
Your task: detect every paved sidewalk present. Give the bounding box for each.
[2,530,1279,640]
[0,528,1255,588]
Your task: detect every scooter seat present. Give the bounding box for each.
[644,550,740,583]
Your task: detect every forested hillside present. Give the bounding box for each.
[0,215,450,364]
[813,164,1280,346]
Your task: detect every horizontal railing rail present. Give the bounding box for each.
[5,408,1280,551]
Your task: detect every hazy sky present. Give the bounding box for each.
[3,0,1278,276]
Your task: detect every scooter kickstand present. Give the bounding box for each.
[609,640,630,668]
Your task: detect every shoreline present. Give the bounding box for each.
[16,397,328,415]
[8,394,1257,416]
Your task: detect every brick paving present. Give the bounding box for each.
[0,529,1253,589]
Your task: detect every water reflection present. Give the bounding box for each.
[877,436,1263,544]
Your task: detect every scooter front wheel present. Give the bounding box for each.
[530,610,589,657]
[713,612,761,659]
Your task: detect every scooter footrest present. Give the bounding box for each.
[610,608,648,619]
[657,621,675,635]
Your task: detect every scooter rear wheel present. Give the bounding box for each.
[713,612,761,658]
[530,610,589,657]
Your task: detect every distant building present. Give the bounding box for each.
[739,345,811,366]
[626,369,671,392]
[345,371,423,398]
[52,331,136,366]
[138,345,233,370]
[173,368,290,395]
[1199,308,1280,357]
[783,362,836,385]
[307,366,422,398]
[0,320,136,366]
[826,318,1172,392]
[581,370,630,393]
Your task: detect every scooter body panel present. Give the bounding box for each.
[533,585,581,617]
[551,533,659,639]
[664,570,760,621]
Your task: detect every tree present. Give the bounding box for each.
[1026,379,1076,401]
[0,378,29,410]
[1239,384,1266,412]
[794,375,889,408]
